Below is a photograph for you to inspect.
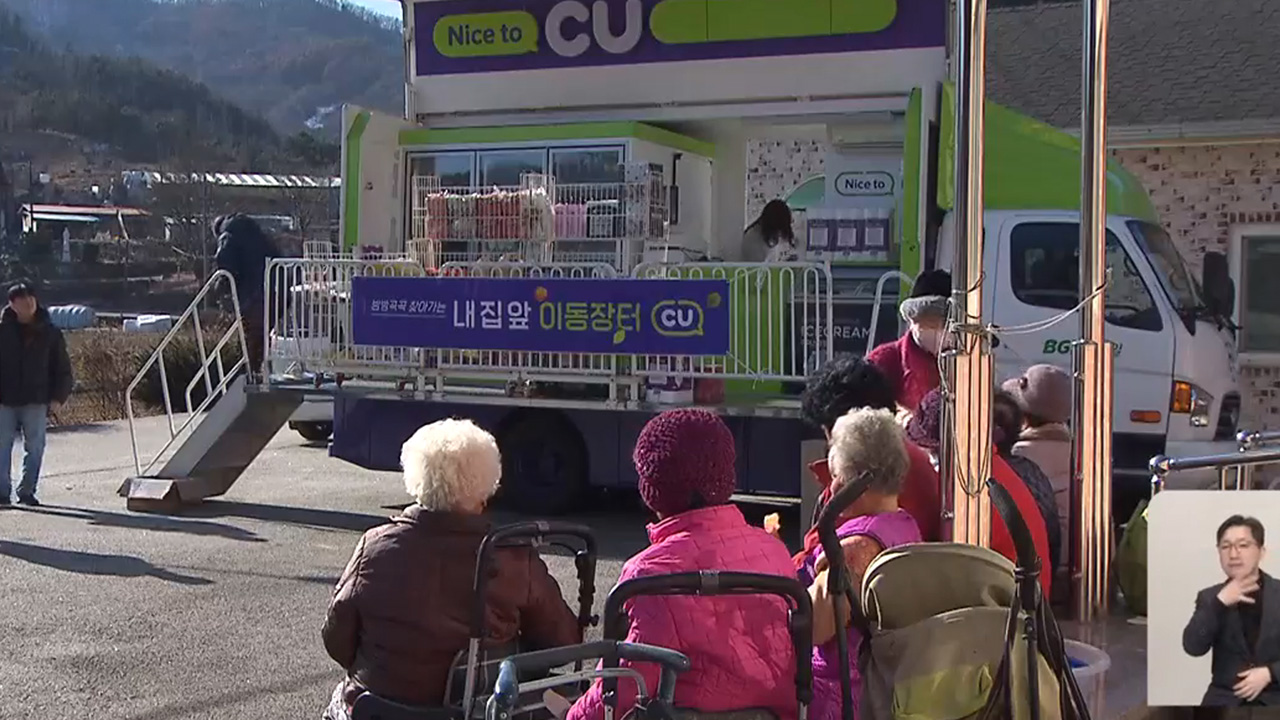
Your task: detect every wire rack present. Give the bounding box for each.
[410,164,667,273]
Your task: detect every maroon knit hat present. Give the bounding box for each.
[634,409,737,516]
[905,388,944,452]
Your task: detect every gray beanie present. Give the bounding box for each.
[900,269,952,323]
[1002,364,1073,424]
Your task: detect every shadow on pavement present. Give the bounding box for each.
[188,501,393,533]
[124,669,338,720]
[47,422,116,435]
[21,505,265,543]
[0,540,213,585]
[166,565,338,586]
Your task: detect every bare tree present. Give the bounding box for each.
[150,162,218,278]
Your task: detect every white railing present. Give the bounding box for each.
[127,269,247,477]
[438,261,619,279]
[266,257,427,378]
[264,257,834,395]
[631,262,835,381]
[867,271,914,356]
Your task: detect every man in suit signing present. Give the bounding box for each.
[1183,515,1280,706]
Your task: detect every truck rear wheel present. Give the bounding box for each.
[496,410,587,516]
[293,421,333,443]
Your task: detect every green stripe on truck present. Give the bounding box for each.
[342,111,371,251]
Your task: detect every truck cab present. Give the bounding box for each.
[784,87,1243,521]
[934,210,1240,518]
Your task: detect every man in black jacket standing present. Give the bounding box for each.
[0,283,73,506]
[1183,515,1280,706]
[215,214,279,377]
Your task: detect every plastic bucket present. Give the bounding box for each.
[1064,639,1110,719]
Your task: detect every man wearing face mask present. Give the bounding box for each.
[1183,515,1280,707]
[865,269,951,414]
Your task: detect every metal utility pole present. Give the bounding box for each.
[401,0,418,122]
[1073,0,1116,622]
[944,0,993,549]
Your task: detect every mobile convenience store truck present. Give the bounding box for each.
[277,0,1241,519]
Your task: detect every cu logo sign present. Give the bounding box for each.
[652,299,705,337]
[546,0,643,57]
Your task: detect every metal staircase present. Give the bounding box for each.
[118,270,302,511]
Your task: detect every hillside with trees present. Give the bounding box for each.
[0,0,403,137]
[0,7,338,169]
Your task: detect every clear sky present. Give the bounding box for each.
[348,0,399,17]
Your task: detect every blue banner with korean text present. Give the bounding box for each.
[350,276,731,355]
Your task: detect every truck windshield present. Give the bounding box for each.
[1126,220,1202,313]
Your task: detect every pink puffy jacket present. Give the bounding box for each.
[566,505,799,720]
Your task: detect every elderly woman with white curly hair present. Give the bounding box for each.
[795,408,924,720]
[321,418,581,720]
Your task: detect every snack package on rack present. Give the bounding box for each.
[426,194,450,240]
[554,203,588,239]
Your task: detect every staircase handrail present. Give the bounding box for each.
[867,271,913,357]
[126,269,249,477]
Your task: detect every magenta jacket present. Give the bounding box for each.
[865,332,941,413]
[566,505,798,720]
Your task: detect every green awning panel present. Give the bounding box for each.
[784,175,826,212]
[781,84,1159,223]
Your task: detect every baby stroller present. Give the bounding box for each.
[350,520,599,720]
[816,473,1091,720]
[484,571,815,720]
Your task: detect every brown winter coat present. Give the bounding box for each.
[322,506,582,707]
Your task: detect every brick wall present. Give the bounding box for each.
[745,138,1280,428]
[1114,143,1280,429]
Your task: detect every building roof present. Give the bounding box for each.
[23,204,150,217]
[988,0,1280,131]
[138,172,340,188]
[29,213,100,224]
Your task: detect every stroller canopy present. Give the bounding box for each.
[861,543,1017,631]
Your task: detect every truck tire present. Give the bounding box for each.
[496,410,587,516]
[293,421,333,443]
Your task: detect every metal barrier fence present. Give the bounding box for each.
[1149,429,1280,492]
[264,257,834,394]
[265,257,428,379]
[632,262,834,382]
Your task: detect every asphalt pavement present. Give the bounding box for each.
[0,417,1142,719]
[0,417,689,720]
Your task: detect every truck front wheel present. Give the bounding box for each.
[495,410,587,516]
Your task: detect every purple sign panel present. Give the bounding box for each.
[413,0,946,76]
[351,276,731,355]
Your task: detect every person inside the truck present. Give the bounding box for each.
[1003,364,1073,573]
[550,408,799,720]
[865,269,951,413]
[742,199,798,263]
[791,356,942,570]
[902,387,1054,596]
[798,407,923,720]
[321,418,581,720]
[993,389,1062,579]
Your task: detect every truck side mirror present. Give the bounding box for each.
[1201,251,1235,319]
